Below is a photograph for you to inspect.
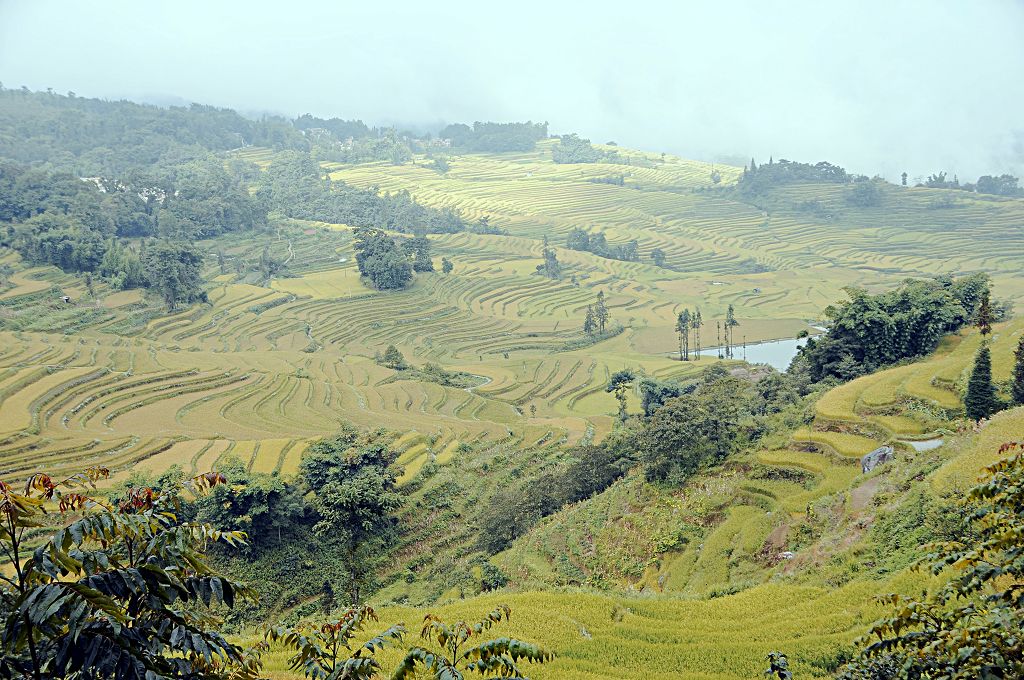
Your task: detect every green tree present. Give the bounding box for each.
[392,605,553,679]
[595,290,609,334]
[693,309,703,359]
[0,467,258,680]
[1012,336,1024,406]
[379,344,407,370]
[840,442,1024,679]
[537,235,561,279]
[441,256,453,274]
[353,228,413,291]
[408,236,434,273]
[606,369,635,422]
[268,605,405,680]
[964,345,1000,420]
[583,304,597,335]
[676,309,691,360]
[976,287,994,335]
[143,241,206,310]
[651,247,666,267]
[300,430,404,605]
[725,304,739,358]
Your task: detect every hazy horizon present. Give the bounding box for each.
[2,0,1023,181]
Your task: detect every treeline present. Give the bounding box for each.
[920,170,1023,197]
[792,273,1002,381]
[0,159,261,304]
[736,157,850,194]
[258,152,475,234]
[551,133,618,164]
[438,121,548,152]
[0,86,305,175]
[566,228,639,262]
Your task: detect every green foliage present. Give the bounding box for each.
[143,240,207,309]
[0,467,258,680]
[738,157,849,194]
[638,369,749,483]
[847,180,884,207]
[565,228,639,262]
[973,173,1021,197]
[0,87,305,175]
[551,134,609,164]
[794,275,985,381]
[438,121,547,153]
[378,344,408,370]
[392,605,553,680]
[964,344,1000,420]
[407,235,435,273]
[300,428,404,604]
[764,652,793,679]
[354,228,413,290]
[259,152,471,234]
[651,247,666,267]
[536,236,561,279]
[441,257,453,274]
[267,605,406,680]
[841,442,1024,679]
[1012,336,1024,406]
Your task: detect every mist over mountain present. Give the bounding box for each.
[2,0,1023,180]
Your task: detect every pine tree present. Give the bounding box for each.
[595,291,609,334]
[583,305,596,335]
[693,309,703,360]
[976,288,994,336]
[965,345,1000,420]
[1012,336,1024,406]
[676,309,691,360]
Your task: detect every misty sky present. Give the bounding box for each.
[2,0,1023,180]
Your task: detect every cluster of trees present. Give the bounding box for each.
[551,134,617,164]
[582,291,611,336]
[674,308,704,360]
[793,274,997,381]
[566,228,639,262]
[921,171,1023,196]
[0,86,305,175]
[536,236,562,279]
[736,157,851,194]
[438,121,548,152]
[353,228,414,290]
[963,296,1024,421]
[258,152,472,234]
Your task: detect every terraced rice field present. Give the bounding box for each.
[3,142,1024,489]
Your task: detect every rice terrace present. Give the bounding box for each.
[1,3,1024,679]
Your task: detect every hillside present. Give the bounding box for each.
[2,104,1024,679]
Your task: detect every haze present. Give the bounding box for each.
[2,0,1022,180]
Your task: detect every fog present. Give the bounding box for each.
[2,0,1022,180]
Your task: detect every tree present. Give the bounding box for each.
[651,248,666,267]
[407,235,435,273]
[595,290,610,334]
[1013,336,1024,406]
[725,304,739,358]
[392,605,553,680]
[537,235,561,279]
[693,309,703,359]
[840,442,1024,679]
[901,171,908,186]
[379,344,407,370]
[0,467,258,680]
[441,256,453,274]
[299,430,404,604]
[267,605,405,680]
[964,345,1000,421]
[676,309,691,360]
[353,228,413,290]
[976,287,994,336]
[583,304,597,335]
[606,369,635,422]
[143,241,206,310]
